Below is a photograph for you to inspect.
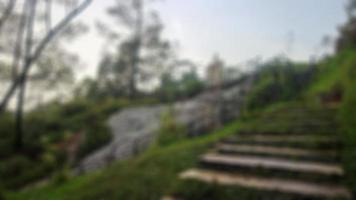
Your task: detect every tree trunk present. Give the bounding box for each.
[0,0,93,114]
[129,0,144,99]
[15,76,27,150]
[14,0,37,151]
[0,0,17,34]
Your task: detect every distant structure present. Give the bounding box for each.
[206,54,224,87]
[205,54,225,128]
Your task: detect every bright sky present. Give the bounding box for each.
[68,0,349,78]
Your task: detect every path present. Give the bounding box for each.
[164,106,352,199]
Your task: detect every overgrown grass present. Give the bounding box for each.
[156,107,187,147]
[0,97,158,191]
[337,51,356,196]
[246,58,314,111]
[307,51,356,97]
[7,121,241,200]
[305,50,356,196]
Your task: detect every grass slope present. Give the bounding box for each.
[7,122,241,200]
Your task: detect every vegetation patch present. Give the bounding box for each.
[8,121,241,200]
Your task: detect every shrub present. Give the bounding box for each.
[247,58,314,110]
[52,166,71,185]
[157,108,187,146]
[0,155,52,189]
[0,186,5,200]
[338,52,356,193]
[0,181,6,200]
[40,152,57,170]
[0,113,15,158]
[77,122,111,159]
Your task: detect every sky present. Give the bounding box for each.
[68,0,349,78]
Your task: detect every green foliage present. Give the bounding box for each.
[180,71,204,97]
[304,49,356,194]
[77,122,110,159]
[307,51,356,99]
[336,17,356,51]
[0,155,52,189]
[0,97,130,190]
[10,121,241,200]
[0,184,5,200]
[52,166,72,185]
[246,58,314,110]
[338,51,356,194]
[0,192,4,200]
[157,70,204,102]
[0,113,15,158]
[157,108,187,146]
[40,151,57,170]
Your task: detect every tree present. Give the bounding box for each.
[157,60,204,101]
[347,0,356,17]
[336,0,356,51]
[0,0,93,150]
[100,0,173,98]
[0,0,17,34]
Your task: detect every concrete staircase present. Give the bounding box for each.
[164,107,352,200]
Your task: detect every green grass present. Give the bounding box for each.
[7,121,241,200]
[169,103,348,200]
[305,49,356,196]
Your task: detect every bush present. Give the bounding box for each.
[0,155,52,189]
[247,58,314,110]
[77,122,111,159]
[0,113,15,158]
[40,152,57,170]
[0,97,153,190]
[157,108,187,146]
[338,52,356,194]
[0,187,5,200]
[52,166,71,185]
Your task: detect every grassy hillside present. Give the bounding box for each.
[7,121,242,200]
[5,49,356,199]
[305,50,356,194]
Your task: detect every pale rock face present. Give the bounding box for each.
[75,77,253,174]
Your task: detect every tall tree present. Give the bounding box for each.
[347,0,356,17]
[100,0,172,98]
[0,0,17,34]
[336,0,356,51]
[0,0,93,150]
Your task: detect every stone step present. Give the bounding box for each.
[216,144,338,162]
[200,153,344,176]
[222,135,341,149]
[180,169,351,199]
[237,130,334,137]
[161,196,183,200]
[229,135,338,143]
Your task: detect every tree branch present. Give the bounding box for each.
[32,0,93,63]
[0,0,93,113]
[45,0,52,32]
[0,0,17,34]
[11,0,30,80]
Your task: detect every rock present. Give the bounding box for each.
[76,77,253,173]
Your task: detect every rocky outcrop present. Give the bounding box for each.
[76,77,253,174]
